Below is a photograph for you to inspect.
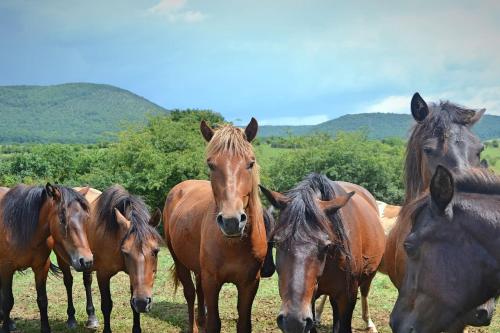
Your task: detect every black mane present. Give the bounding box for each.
[95,185,161,245]
[1,184,88,249]
[272,173,350,256]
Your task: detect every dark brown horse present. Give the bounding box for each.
[56,185,162,333]
[383,93,497,329]
[0,184,92,333]
[164,119,267,333]
[384,93,485,285]
[391,166,500,332]
[261,173,385,333]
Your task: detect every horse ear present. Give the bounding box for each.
[200,120,214,142]
[259,185,289,209]
[430,165,454,212]
[411,92,429,122]
[46,183,61,202]
[480,159,489,169]
[77,186,90,196]
[318,191,355,215]
[114,208,131,231]
[149,208,162,228]
[467,108,486,127]
[245,118,258,142]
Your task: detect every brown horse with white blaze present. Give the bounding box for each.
[0,184,92,333]
[261,173,385,333]
[164,118,267,333]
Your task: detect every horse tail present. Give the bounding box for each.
[170,263,180,295]
[49,261,63,278]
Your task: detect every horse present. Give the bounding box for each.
[261,173,386,333]
[0,184,92,333]
[55,185,162,333]
[390,166,500,332]
[382,93,498,328]
[164,118,267,333]
[314,200,401,325]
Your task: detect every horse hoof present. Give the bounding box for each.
[66,318,77,329]
[85,318,99,330]
[366,327,378,333]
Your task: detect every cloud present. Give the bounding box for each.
[365,96,410,114]
[148,0,205,23]
[260,115,330,126]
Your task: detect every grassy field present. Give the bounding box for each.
[484,140,500,173]
[5,251,499,333]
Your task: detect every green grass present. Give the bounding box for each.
[484,140,500,173]
[5,250,499,332]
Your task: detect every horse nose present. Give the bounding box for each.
[216,213,246,237]
[79,256,93,271]
[276,313,313,332]
[132,297,152,313]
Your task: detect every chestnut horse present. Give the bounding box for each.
[383,93,497,328]
[391,166,500,332]
[56,185,162,333]
[261,173,385,333]
[0,184,92,333]
[164,119,267,333]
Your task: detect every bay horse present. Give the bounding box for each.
[391,166,500,332]
[261,173,385,333]
[55,185,162,333]
[382,93,498,328]
[0,184,92,333]
[164,118,267,333]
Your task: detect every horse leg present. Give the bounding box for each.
[195,274,206,331]
[130,286,142,333]
[335,288,358,333]
[0,271,15,332]
[33,260,51,333]
[97,272,113,333]
[315,295,328,325]
[174,262,198,333]
[83,271,99,329]
[57,254,77,329]
[236,279,259,333]
[330,297,340,333]
[202,275,222,333]
[360,275,378,333]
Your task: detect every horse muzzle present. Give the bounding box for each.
[71,255,93,272]
[216,213,248,237]
[277,312,314,333]
[131,296,153,313]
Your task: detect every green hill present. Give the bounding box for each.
[260,113,500,140]
[0,83,168,143]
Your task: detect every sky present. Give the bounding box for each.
[1,0,500,125]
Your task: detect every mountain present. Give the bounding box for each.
[260,113,500,140]
[0,83,168,143]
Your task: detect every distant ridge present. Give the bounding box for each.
[259,113,500,140]
[0,83,168,143]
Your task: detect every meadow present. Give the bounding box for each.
[1,111,499,332]
[7,252,499,333]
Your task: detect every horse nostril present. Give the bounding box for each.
[240,213,247,222]
[146,297,152,305]
[475,309,488,321]
[79,257,85,268]
[217,214,224,225]
[276,314,285,329]
[305,317,314,331]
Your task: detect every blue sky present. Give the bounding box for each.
[1,0,499,124]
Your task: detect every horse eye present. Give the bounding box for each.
[422,147,433,155]
[247,161,255,170]
[207,162,215,171]
[404,239,418,257]
[152,249,160,257]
